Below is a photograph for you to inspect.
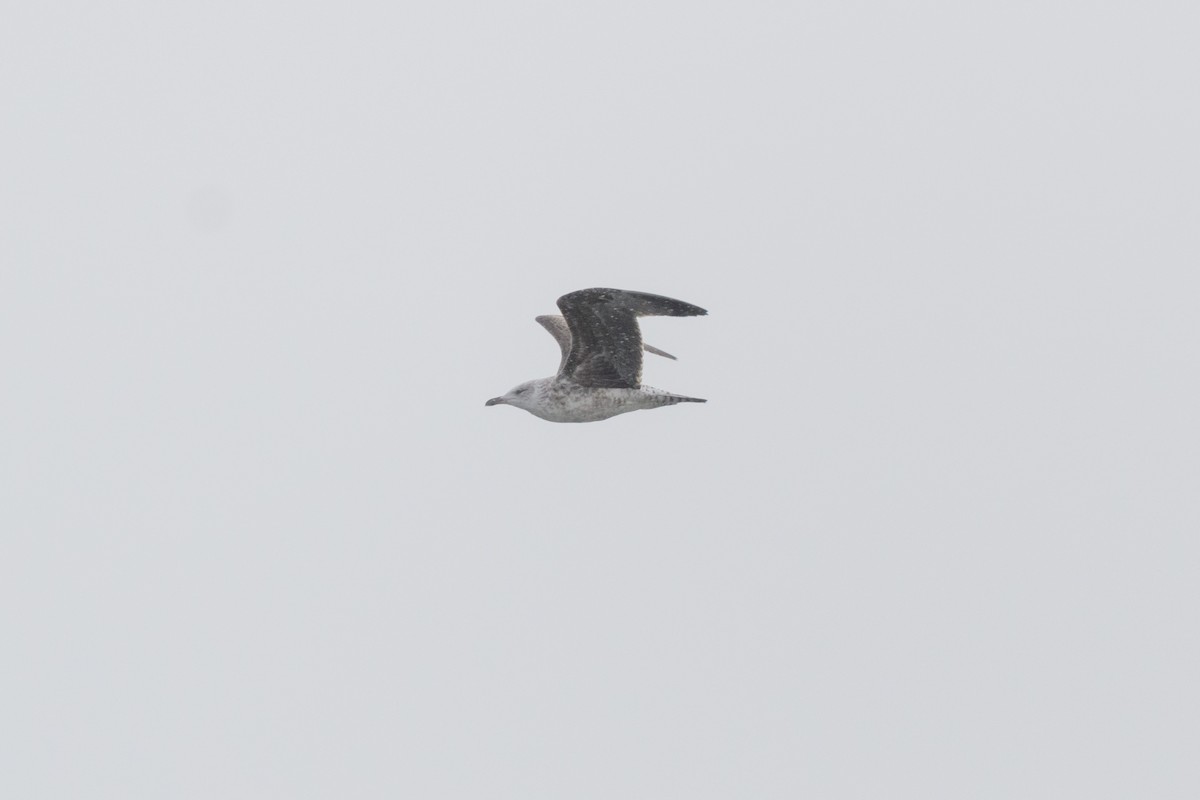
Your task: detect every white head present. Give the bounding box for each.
[485,379,543,413]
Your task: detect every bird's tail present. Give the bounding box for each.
[662,394,706,405]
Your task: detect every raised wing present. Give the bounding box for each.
[535,315,574,372]
[556,288,706,388]
[537,314,679,373]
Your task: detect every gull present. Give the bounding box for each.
[485,288,707,423]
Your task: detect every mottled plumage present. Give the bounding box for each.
[486,288,708,423]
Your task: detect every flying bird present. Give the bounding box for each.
[485,288,707,423]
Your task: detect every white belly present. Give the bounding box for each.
[531,388,638,423]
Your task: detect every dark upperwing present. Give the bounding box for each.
[555,288,706,388]
[536,314,679,373]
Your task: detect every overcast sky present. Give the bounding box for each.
[3,2,1198,798]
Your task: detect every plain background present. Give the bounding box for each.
[3,2,1197,798]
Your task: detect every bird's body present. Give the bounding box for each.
[496,377,704,423]
[486,288,707,423]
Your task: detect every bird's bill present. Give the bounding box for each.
[485,396,506,406]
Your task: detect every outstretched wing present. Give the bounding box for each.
[537,314,679,373]
[556,288,706,388]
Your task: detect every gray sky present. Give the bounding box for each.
[3,2,1198,798]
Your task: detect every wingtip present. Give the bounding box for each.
[643,343,677,361]
[558,288,708,317]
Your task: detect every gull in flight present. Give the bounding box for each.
[486,288,707,423]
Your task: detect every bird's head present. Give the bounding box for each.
[485,380,541,412]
